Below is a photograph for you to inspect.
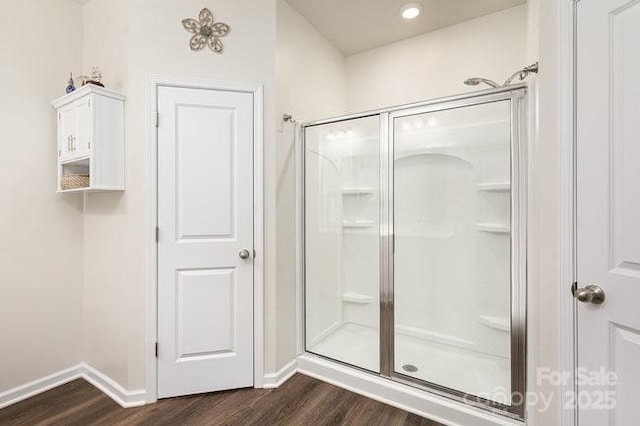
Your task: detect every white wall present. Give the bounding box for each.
[280,0,532,378]
[345,5,528,113]
[296,1,527,354]
[81,0,132,389]
[527,0,562,423]
[0,0,84,392]
[1,4,566,423]
[80,0,278,390]
[275,0,347,369]
[76,0,535,394]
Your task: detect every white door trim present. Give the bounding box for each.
[558,0,578,425]
[146,75,265,403]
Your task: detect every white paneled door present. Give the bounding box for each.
[157,86,254,398]
[577,0,640,424]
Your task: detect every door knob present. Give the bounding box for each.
[573,284,605,305]
[239,249,251,259]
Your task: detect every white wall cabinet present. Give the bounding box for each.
[52,85,125,192]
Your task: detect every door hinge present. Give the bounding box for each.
[155,342,158,358]
[88,99,91,107]
[155,226,159,242]
[88,141,91,149]
[153,111,159,128]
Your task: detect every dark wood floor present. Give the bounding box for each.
[0,374,443,426]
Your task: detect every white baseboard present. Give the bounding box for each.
[0,365,83,410]
[0,364,146,410]
[81,363,146,408]
[263,359,298,389]
[262,355,522,425]
[1,354,522,426]
[296,354,522,426]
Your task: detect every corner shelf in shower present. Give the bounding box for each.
[342,187,375,196]
[342,293,375,304]
[476,182,510,192]
[394,146,462,161]
[476,223,510,234]
[342,220,375,228]
[479,315,510,332]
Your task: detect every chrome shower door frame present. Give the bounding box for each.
[300,84,528,420]
[383,87,527,420]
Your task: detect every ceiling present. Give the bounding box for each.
[285,0,526,55]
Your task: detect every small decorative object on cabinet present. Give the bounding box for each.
[77,67,104,87]
[65,73,76,94]
[51,84,125,193]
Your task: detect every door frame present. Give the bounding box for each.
[145,75,265,403]
[557,0,578,425]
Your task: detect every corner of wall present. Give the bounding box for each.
[274,0,348,372]
[0,0,84,395]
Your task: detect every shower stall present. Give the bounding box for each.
[301,85,527,419]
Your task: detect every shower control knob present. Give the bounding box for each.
[573,284,605,305]
[239,249,251,260]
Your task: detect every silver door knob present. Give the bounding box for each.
[573,284,605,305]
[239,249,251,259]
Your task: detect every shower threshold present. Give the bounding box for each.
[308,323,510,404]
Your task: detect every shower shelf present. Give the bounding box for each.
[394,147,463,161]
[476,223,510,234]
[342,293,375,304]
[342,187,375,195]
[479,315,510,332]
[342,220,375,228]
[476,182,510,192]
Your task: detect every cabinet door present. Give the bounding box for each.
[74,96,92,159]
[58,104,76,161]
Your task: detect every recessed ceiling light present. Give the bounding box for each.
[400,2,423,20]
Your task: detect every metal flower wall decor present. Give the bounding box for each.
[182,8,230,54]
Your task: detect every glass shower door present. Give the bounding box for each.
[304,115,380,372]
[301,87,527,418]
[390,99,519,409]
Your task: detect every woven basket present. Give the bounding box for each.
[61,174,90,190]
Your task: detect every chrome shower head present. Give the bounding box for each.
[464,63,539,89]
[463,77,500,88]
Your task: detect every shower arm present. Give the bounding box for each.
[503,62,539,86]
[464,63,540,89]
